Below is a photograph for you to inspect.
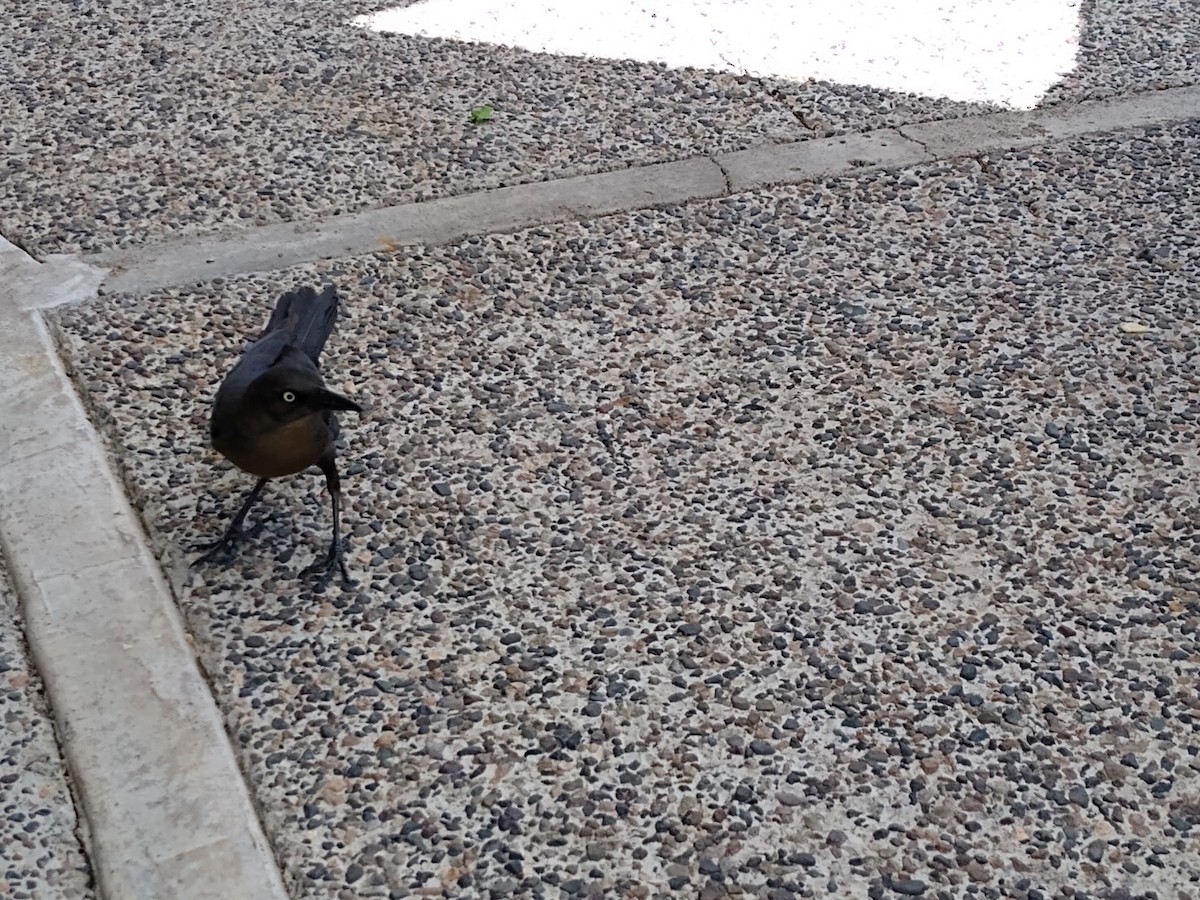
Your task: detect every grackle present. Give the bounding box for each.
[192,284,361,585]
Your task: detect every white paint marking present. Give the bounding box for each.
[352,0,1081,109]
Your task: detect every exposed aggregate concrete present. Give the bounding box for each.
[1039,0,1200,106]
[0,558,96,900]
[50,123,1200,898]
[1,0,798,255]
[9,0,1198,256]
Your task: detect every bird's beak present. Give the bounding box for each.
[314,388,363,413]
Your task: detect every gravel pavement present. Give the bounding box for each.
[4,0,1199,897]
[5,0,1200,255]
[0,558,95,900]
[49,116,1200,898]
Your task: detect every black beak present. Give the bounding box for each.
[314,388,363,413]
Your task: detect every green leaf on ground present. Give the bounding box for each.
[469,105,494,124]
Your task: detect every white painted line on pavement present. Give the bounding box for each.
[352,0,1081,109]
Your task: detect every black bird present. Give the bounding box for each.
[193,284,362,584]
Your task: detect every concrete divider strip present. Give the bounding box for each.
[899,82,1200,156]
[89,84,1200,296]
[716,128,931,194]
[94,157,728,296]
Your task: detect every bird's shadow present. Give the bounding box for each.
[178,475,355,596]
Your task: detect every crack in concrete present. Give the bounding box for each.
[713,157,735,195]
[0,227,42,262]
[794,109,819,133]
[895,125,931,155]
[762,84,820,135]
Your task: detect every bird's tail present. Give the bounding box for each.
[262,284,340,363]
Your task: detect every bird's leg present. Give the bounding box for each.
[301,458,355,587]
[191,477,269,565]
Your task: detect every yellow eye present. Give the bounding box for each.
[282,391,296,402]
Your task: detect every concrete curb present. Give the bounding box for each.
[0,238,289,900]
[90,83,1200,295]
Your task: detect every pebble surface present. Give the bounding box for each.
[6,1,1196,255]
[1040,0,1200,106]
[2,0,800,256]
[51,120,1200,898]
[0,558,96,899]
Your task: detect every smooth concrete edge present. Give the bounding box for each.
[899,83,1200,157]
[716,128,933,194]
[0,239,291,900]
[94,157,729,296]
[85,84,1200,296]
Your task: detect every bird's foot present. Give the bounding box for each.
[301,540,356,588]
[188,532,240,567]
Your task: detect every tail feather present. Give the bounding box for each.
[262,284,340,363]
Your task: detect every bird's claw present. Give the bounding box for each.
[188,534,240,567]
[301,541,356,588]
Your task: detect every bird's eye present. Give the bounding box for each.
[282,391,296,403]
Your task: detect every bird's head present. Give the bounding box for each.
[247,368,362,425]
